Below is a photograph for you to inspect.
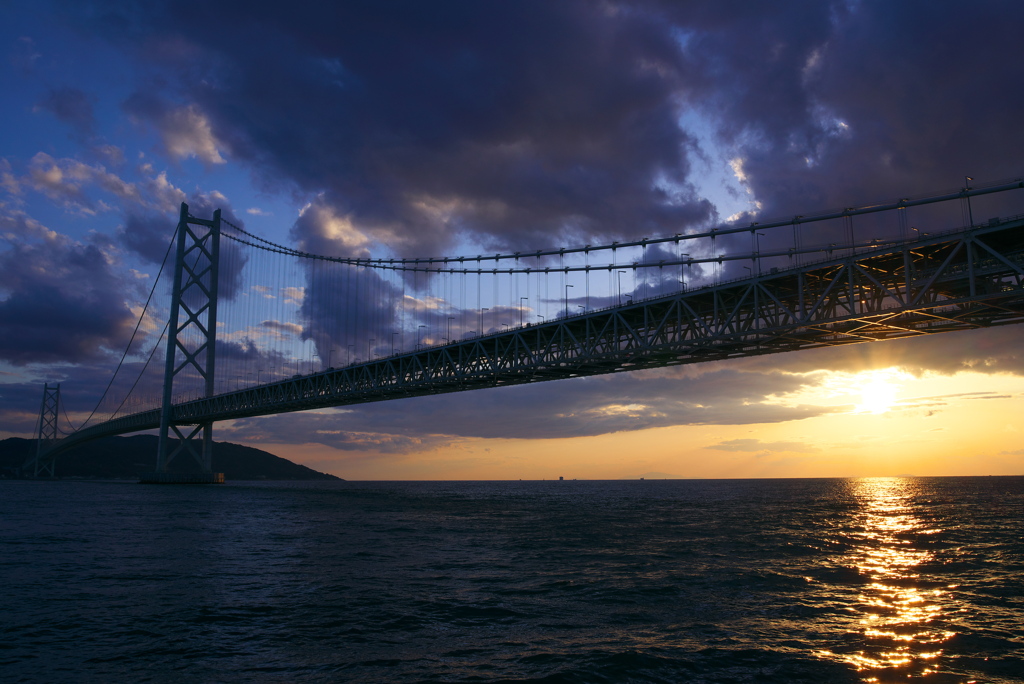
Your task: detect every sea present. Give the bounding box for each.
[1,477,1022,683]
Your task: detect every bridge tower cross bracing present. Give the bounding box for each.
[147,202,224,484]
[27,383,61,477]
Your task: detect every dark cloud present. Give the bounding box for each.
[215,366,837,451]
[118,192,248,300]
[68,0,716,257]
[62,1,1024,245]
[0,352,169,436]
[0,213,141,365]
[118,211,173,263]
[676,1,1024,218]
[36,87,96,138]
[733,325,1024,378]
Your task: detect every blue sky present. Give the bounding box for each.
[4,1,1024,478]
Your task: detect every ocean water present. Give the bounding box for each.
[1,477,1022,683]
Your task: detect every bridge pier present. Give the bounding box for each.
[143,203,225,484]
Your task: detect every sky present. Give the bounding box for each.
[2,0,1024,479]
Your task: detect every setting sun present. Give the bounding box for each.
[855,373,902,414]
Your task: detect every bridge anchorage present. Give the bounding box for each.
[24,177,1024,481]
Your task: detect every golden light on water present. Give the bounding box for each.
[821,478,958,679]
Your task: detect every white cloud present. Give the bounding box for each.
[282,286,305,305]
[18,152,186,214]
[0,159,20,196]
[159,104,227,164]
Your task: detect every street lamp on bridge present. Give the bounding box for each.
[679,253,690,291]
[965,176,975,227]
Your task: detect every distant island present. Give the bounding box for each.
[0,435,342,481]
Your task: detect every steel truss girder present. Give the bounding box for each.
[159,216,1024,420]
[41,216,1024,458]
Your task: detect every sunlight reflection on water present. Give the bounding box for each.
[822,477,960,682]
[4,478,1022,682]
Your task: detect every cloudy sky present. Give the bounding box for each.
[3,0,1024,479]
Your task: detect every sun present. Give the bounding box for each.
[763,367,909,415]
[854,374,902,414]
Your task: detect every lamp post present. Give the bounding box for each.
[257,368,262,384]
[965,175,975,227]
[368,338,374,362]
[480,308,488,335]
[520,297,528,327]
[347,345,354,365]
[617,270,626,305]
[565,283,573,318]
[447,316,455,343]
[418,324,426,350]
[755,232,765,275]
[391,332,399,355]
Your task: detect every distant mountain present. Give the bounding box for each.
[0,435,342,481]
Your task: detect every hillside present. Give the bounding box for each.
[0,435,341,481]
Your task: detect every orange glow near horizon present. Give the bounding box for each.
[243,367,1024,480]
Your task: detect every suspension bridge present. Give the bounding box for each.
[25,178,1024,481]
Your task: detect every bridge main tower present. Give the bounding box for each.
[142,203,225,484]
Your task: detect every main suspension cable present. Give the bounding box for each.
[78,225,178,431]
[109,318,171,420]
[220,179,1024,269]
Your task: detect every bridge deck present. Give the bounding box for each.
[44,217,1024,459]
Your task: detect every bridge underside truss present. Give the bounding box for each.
[48,217,1024,455]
